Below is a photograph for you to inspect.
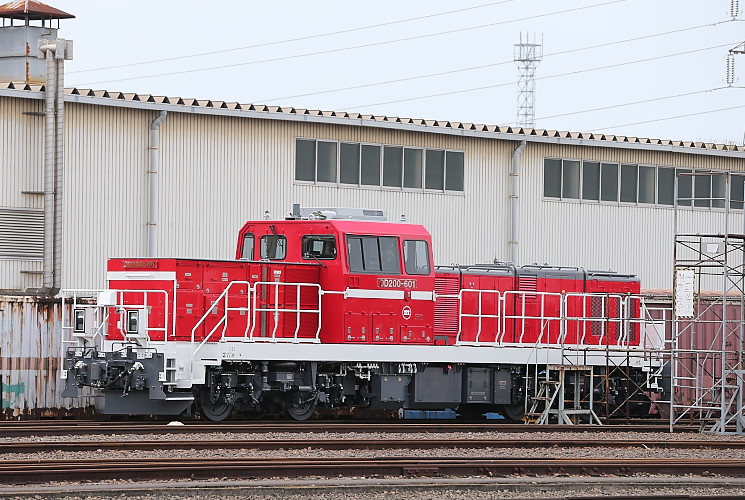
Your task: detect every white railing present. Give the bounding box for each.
[457,289,502,345]
[453,290,658,349]
[60,288,170,348]
[501,290,564,344]
[63,285,662,354]
[190,280,324,358]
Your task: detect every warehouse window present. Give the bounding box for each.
[543,159,562,198]
[732,175,745,210]
[383,146,403,187]
[404,148,423,188]
[562,160,580,199]
[677,169,692,206]
[361,144,381,186]
[347,235,401,274]
[600,163,618,202]
[542,158,579,199]
[638,166,656,204]
[582,161,600,201]
[295,138,464,193]
[658,167,675,205]
[340,143,360,184]
[620,164,638,203]
[425,150,445,190]
[317,141,337,183]
[712,174,726,208]
[545,157,743,211]
[446,151,465,191]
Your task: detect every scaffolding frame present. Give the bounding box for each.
[671,171,745,434]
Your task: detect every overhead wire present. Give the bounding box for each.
[534,87,730,121]
[68,0,520,74]
[588,103,745,132]
[74,0,631,86]
[257,20,729,102]
[345,42,737,109]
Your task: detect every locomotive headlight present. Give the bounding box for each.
[127,310,139,334]
[73,309,85,333]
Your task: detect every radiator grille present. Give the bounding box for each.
[434,275,460,334]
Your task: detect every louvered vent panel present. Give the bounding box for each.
[434,275,460,334]
[0,208,43,259]
[518,275,538,300]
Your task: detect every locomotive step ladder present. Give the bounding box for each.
[525,380,561,424]
[525,365,602,425]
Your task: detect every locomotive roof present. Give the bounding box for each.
[242,218,431,237]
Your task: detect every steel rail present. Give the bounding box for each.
[0,421,694,438]
[3,438,744,454]
[0,457,744,484]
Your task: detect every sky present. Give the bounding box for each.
[38,0,745,144]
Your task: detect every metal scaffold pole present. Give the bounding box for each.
[671,171,745,434]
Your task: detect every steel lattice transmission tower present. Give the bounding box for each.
[514,33,543,128]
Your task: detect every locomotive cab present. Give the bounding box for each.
[234,215,436,345]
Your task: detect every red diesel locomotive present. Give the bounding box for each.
[62,207,658,421]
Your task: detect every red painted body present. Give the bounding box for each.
[106,219,641,348]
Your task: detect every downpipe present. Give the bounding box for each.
[148,111,168,257]
[53,56,65,294]
[39,46,56,296]
[510,141,527,266]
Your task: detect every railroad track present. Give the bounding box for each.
[0,421,691,438]
[0,456,743,484]
[2,438,743,453]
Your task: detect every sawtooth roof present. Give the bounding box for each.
[1,80,744,154]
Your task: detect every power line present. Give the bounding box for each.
[588,102,745,132]
[257,20,725,103]
[68,0,521,75]
[535,87,729,121]
[74,0,631,86]
[346,42,736,109]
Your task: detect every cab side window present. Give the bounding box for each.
[260,234,287,260]
[303,235,337,259]
[241,233,255,260]
[404,239,431,275]
[347,235,401,274]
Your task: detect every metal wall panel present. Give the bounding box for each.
[0,95,44,209]
[0,260,41,293]
[62,103,151,288]
[0,96,45,293]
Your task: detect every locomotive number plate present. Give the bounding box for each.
[378,278,417,289]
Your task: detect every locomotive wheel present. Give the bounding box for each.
[501,403,526,421]
[197,387,234,422]
[286,392,318,421]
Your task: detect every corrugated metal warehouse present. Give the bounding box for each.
[2,83,744,292]
[1,2,745,417]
